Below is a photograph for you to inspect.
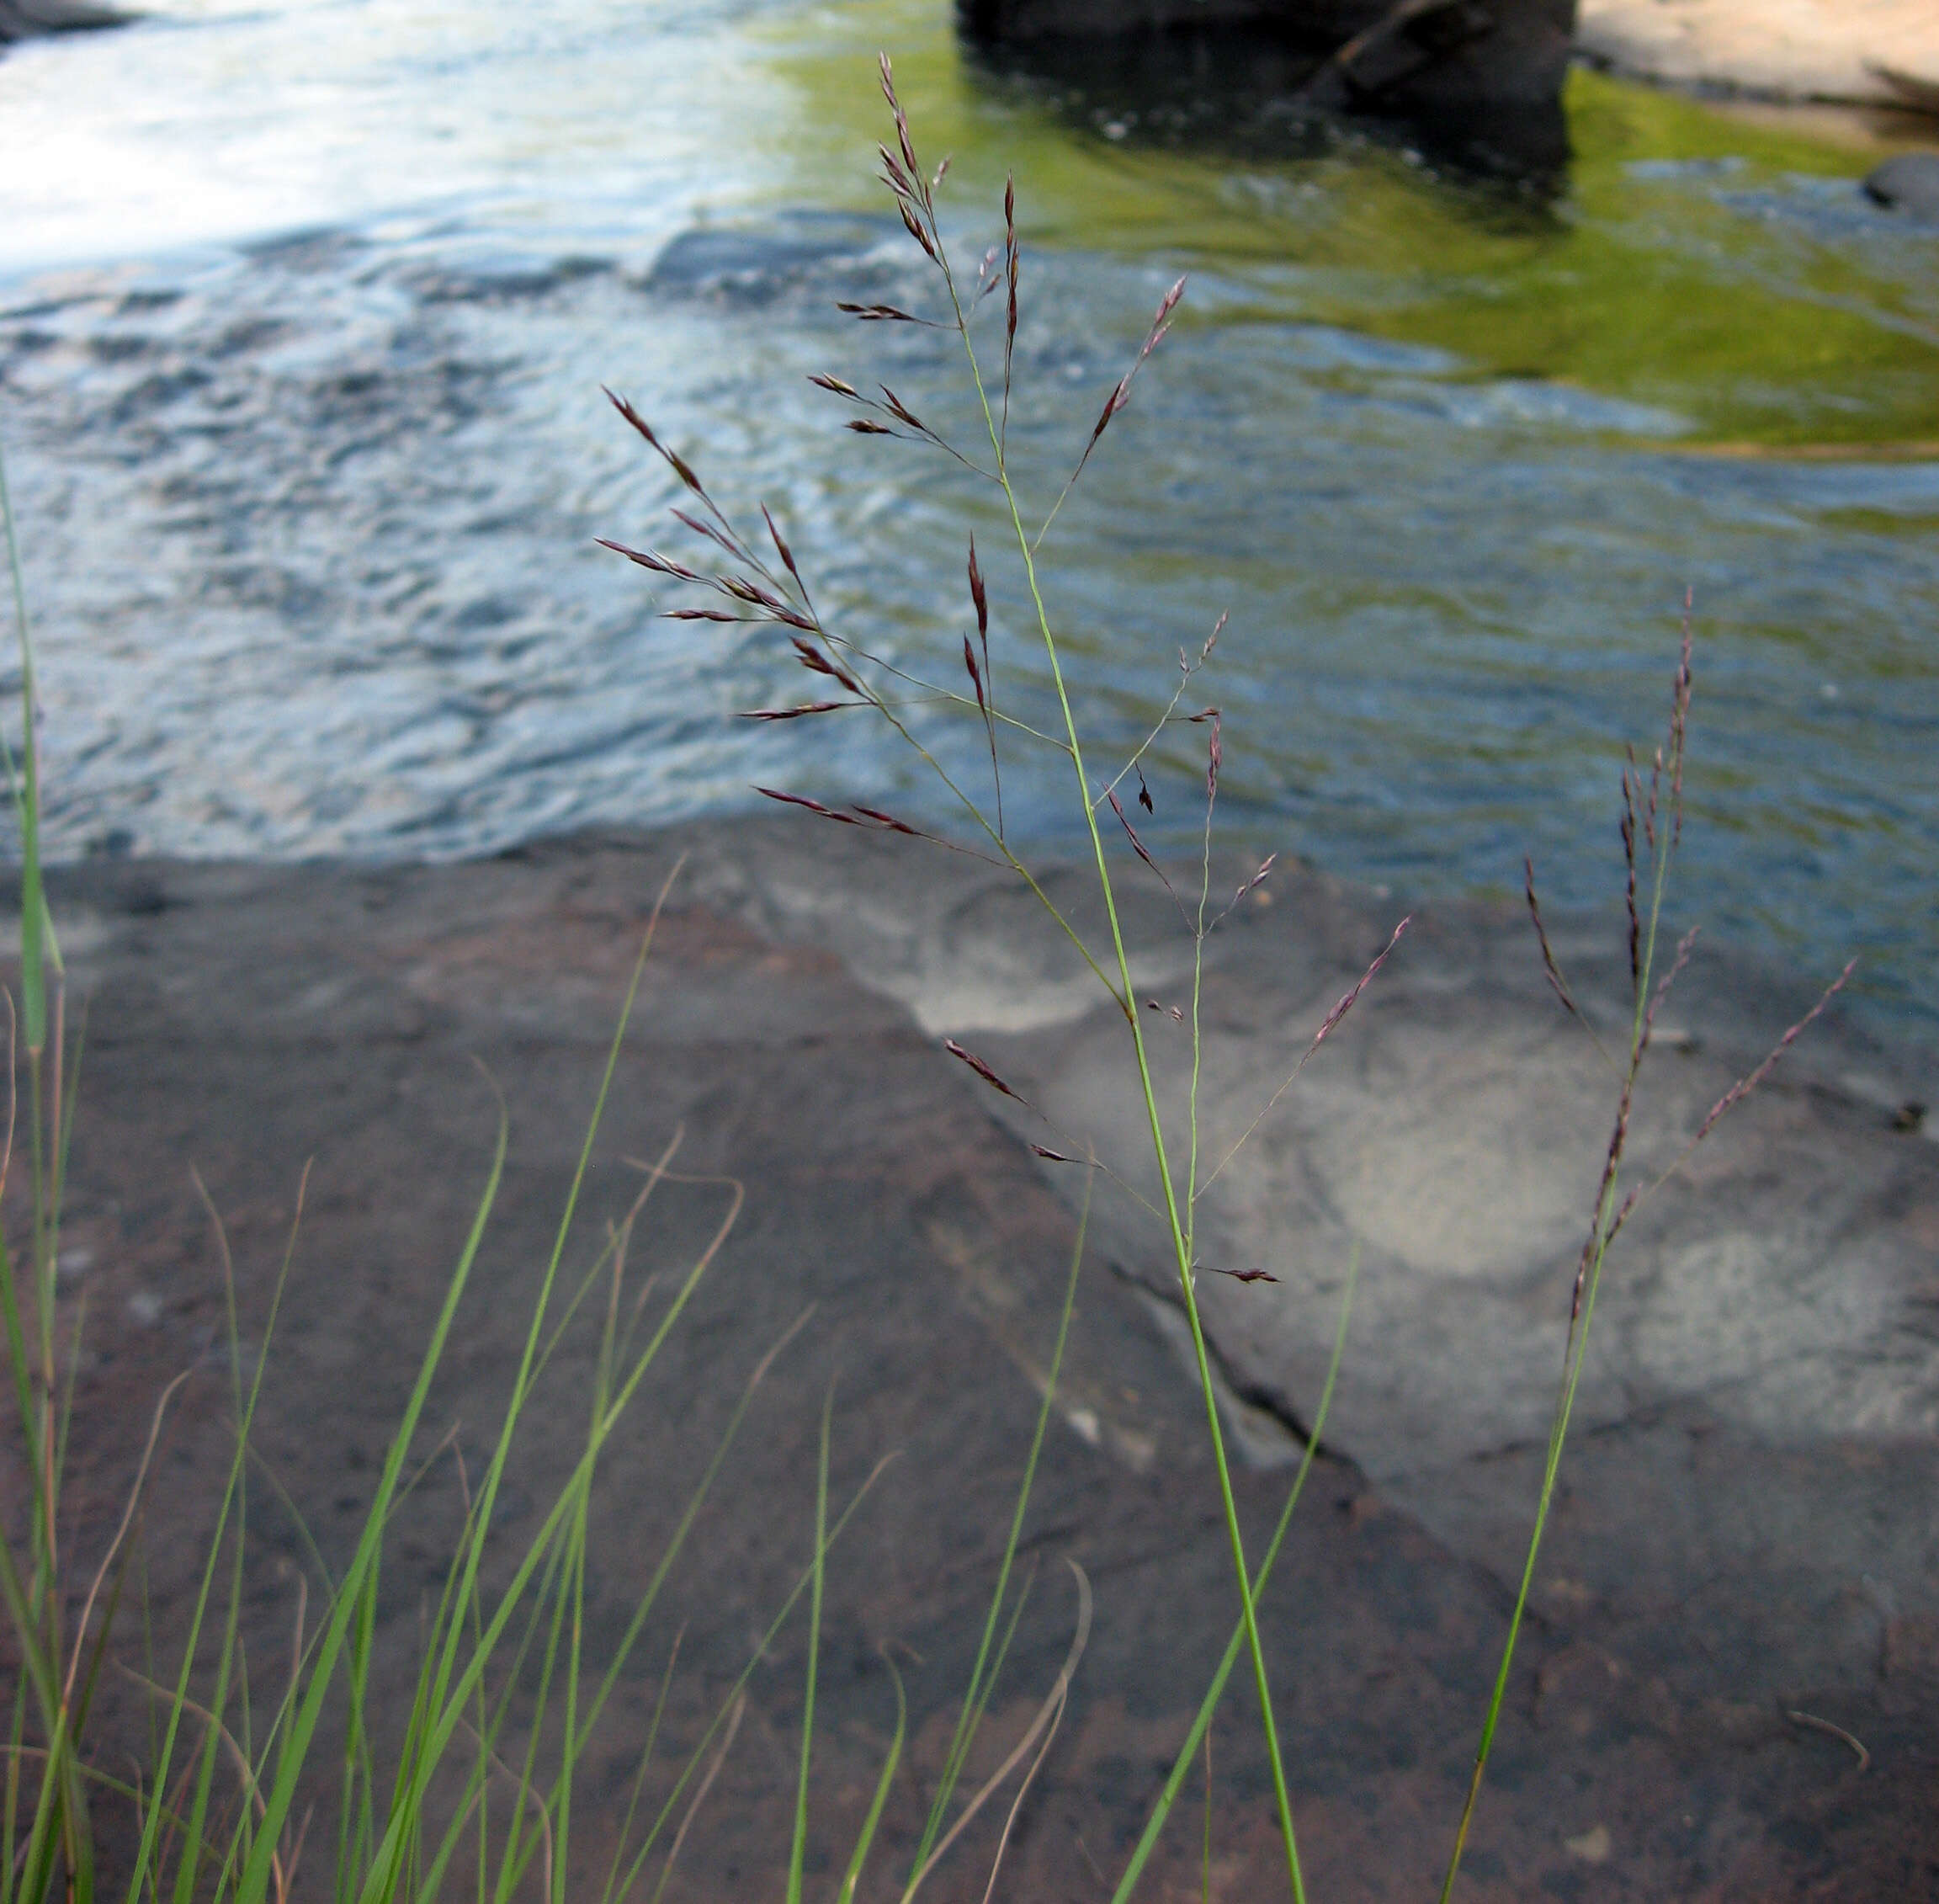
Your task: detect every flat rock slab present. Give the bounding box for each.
[1579,0,1939,111]
[686,819,1939,1678]
[13,823,1939,1900]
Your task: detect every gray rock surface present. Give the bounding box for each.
[681,817,1939,1694]
[13,822,1939,1896]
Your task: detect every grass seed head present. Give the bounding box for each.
[943,1039,1023,1101]
[852,805,922,837]
[757,786,860,825]
[879,386,927,432]
[739,701,849,721]
[837,301,927,324]
[967,538,989,637]
[896,198,941,265]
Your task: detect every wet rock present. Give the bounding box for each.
[957,0,1579,136]
[640,214,895,304]
[677,818,1939,1685]
[0,0,130,44]
[394,253,614,306]
[961,15,1572,183]
[1864,152,1939,221]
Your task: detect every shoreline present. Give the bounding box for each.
[34,809,1939,1054]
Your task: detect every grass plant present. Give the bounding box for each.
[0,430,1072,1904]
[601,54,1852,1901]
[0,52,1855,1902]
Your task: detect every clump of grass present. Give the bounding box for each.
[0,419,1143,1904]
[0,763,815,1904]
[1,431,90,1904]
[604,55,1851,1900]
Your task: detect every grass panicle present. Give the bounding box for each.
[1437,623,1853,1901]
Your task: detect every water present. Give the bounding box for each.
[1,0,1935,1033]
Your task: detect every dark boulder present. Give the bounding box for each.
[959,0,1578,108]
[959,0,1578,182]
[1864,151,1939,221]
[0,0,132,43]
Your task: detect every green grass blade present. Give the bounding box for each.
[1437,742,1687,1903]
[1109,1244,1358,1904]
[836,1657,904,1904]
[605,1458,897,1904]
[3,1683,24,1904]
[593,1634,683,1904]
[1200,1732,1212,1904]
[123,1266,299,1904]
[785,1386,833,1904]
[932,208,1309,1899]
[353,880,680,1904]
[228,1108,507,1904]
[169,1397,252,1904]
[570,1301,806,1764]
[1435,1197,1616,1903]
[352,1215,722,1899]
[473,1238,784,1904]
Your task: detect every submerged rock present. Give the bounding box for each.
[1865,151,1939,220]
[960,0,1577,103]
[640,214,896,305]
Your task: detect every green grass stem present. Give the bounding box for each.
[946,225,1309,1904]
[1109,1245,1357,1904]
[785,1385,833,1904]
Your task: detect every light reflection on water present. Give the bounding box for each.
[0,0,1934,1033]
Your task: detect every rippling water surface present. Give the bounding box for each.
[2,0,1935,1031]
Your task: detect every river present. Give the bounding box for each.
[2,0,1935,1034]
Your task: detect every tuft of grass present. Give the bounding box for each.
[1434,611,1851,1901]
[0,396,1116,1904]
[1,428,90,1904]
